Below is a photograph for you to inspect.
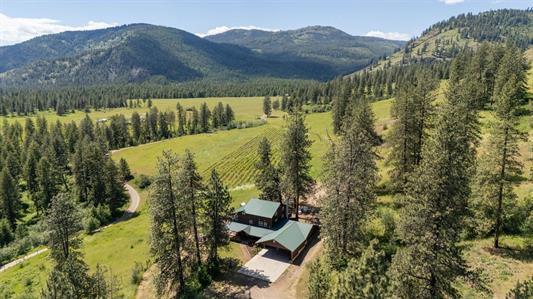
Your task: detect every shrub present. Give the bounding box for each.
[83,213,101,233]
[506,277,533,298]
[131,261,145,285]
[0,219,14,247]
[136,174,152,189]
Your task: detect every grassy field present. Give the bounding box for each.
[0,97,269,125]
[0,182,261,298]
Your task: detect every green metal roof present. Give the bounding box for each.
[227,221,274,238]
[256,220,314,252]
[239,198,280,219]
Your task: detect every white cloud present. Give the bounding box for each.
[196,25,279,37]
[0,13,117,46]
[365,31,411,41]
[439,0,465,4]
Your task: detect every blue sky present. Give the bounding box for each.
[0,0,530,45]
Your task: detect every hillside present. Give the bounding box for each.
[0,24,402,87]
[357,9,532,73]
[206,26,404,75]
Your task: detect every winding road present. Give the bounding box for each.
[0,183,140,273]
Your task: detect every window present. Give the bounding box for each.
[249,219,253,225]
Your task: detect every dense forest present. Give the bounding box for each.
[308,44,531,298]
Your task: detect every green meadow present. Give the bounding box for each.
[0,92,530,298]
[0,97,269,125]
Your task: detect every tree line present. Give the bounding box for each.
[0,79,318,116]
[308,44,530,297]
[0,115,131,263]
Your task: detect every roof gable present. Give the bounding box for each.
[240,198,280,219]
[256,220,314,252]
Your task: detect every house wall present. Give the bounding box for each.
[236,213,273,228]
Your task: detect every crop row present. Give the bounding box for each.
[203,128,283,187]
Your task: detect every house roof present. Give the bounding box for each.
[256,220,314,252]
[227,221,274,238]
[237,198,280,219]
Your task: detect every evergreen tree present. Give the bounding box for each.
[149,151,186,296]
[471,46,527,247]
[118,158,133,181]
[0,218,14,246]
[281,94,288,111]
[24,142,40,199]
[176,103,186,136]
[263,96,272,117]
[272,99,280,110]
[204,169,233,274]
[41,193,93,298]
[0,167,20,229]
[179,150,205,268]
[280,111,314,220]
[255,138,282,202]
[36,156,61,212]
[308,258,332,299]
[225,104,234,126]
[199,102,211,133]
[321,101,378,263]
[131,112,142,144]
[328,240,390,298]
[158,111,170,139]
[388,69,438,191]
[390,64,480,297]
[103,159,127,216]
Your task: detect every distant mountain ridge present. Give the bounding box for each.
[0,24,403,87]
[206,26,405,74]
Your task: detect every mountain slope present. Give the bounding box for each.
[0,24,403,87]
[206,26,405,74]
[358,9,532,73]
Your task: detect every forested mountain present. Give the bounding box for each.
[0,24,402,87]
[206,26,404,75]
[355,9,532,74]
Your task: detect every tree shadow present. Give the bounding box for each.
[484,244,533,262]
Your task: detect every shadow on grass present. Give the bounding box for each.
[484,244,533,262]
[204,257,270,298]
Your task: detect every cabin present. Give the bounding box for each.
[228,198,315,261]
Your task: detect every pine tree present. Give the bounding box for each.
[149,150,186,296]
[199,102,211,133]
[388,69,437,191]
[176,103,186,136]
[0,218,14,246]
[131,112,141,144]
[471,46,527,247]
[42,193,93,298]
[328,240,390,298]
[280,111,314,220]
[263,96,272,117]
[0,167,20,229]
[104,159,127,216]
[390,63,480,297]
[204,169,233,274]
[179,150,205,268]
[225,104,234,126]
[308,258,332,299]
[118,158,133,181]
[255,138,282,202]
[321,101,378,263]
[36,156,61,212]
[281,95,288,111]
[24,142,40,199]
